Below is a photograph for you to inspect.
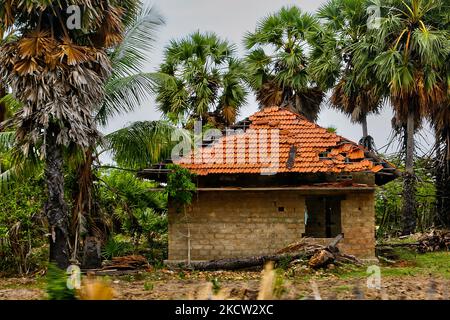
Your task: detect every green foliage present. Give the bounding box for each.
[376,156,436,237]
[273,269,287,298]
[211,277,221,294]
[177,270,186,279]
[326,126,337,133]
[0,177,47,274]
[166,164,196,209]
[102,236,134,260]
[96,5,164,126]
[105,121,181,169]
[143,281,154,291]
[46,264,76,300]
[98,170,169,263]
[155,31,248,126]
[99,169,167,235]
[276,255,293,270]
[244,6,323,121]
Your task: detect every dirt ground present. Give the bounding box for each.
[0,269,449,300]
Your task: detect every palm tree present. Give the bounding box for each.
[309,0,385,145]
[244,6,324,122]
[155,32,248,128]
[69,4,167,262]
[0,0,138,268]
[364,0,449,234]
[430,4,450,228]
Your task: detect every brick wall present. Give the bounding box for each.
[340,192,376,258]
[167,190,376,262]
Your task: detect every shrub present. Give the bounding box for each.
[102,236,134,260]
[0,178,47,275]
[46,263,76,300]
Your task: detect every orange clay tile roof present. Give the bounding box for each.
[175,106,393,176]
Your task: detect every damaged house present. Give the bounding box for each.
[140,107,400,263]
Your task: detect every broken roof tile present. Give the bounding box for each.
[176,106,396,176]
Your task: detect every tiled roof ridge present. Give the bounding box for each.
[171,105,399,179]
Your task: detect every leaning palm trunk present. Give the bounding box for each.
[402,109,417,235]
[45,124,70,268]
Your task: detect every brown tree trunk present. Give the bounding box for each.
[402,109,416,235]
[45,124,70,269]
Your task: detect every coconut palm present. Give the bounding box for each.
[362,0,449,234]
[155,32,248,128]
[0,0,139,268]
[309,0,385,145]
[244,6,324,122]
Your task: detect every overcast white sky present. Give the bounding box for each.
[101,0,434,162]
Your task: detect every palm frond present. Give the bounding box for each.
[0,130,14,152]
[104,121,185,169]
[0,93,22,120]
[96,72,157,126]
[94,5,164,126]
[109,5,165,78]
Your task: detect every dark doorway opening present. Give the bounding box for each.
[304,196,342,238]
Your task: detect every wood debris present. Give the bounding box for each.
[417,230,450,253]
[187,234,360,271]
[100,255,149,271]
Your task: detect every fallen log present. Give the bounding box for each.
[189,252,311,271]
[308,233,344,268]
[376,242,420,248]
[100,255,149,271]
[308,249,334,268]
[189,234,345,271]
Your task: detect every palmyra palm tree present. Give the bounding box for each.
[68,4,175,263]
[362,0,449,234]
[244,6,324,122]
[430,4,450,228]
[0,3,180,265]
[0,0,139,268]
[155,31,248,128]
[309,0,385,146]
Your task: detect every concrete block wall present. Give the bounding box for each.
[167,190,376,262]
[340,192,376,258]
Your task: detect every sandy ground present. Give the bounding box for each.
[1,270,449,300]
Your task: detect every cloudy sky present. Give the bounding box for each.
[102,0,434,162]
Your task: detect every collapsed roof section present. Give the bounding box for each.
[139,107,400,186]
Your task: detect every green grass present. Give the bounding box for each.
[143,281,154,291]
[396,250,450,278]
[330,250,450,279]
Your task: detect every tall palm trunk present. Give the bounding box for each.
[45,124,70,269]
[435,132,450,228]
[402,109,416,234]
[361,114,368,138]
